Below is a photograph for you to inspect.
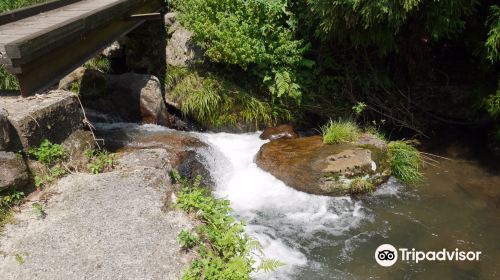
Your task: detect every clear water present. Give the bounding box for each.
[198,131,500,280]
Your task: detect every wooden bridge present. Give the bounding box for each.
[0,0,165,96]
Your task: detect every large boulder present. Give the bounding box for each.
[165,12,203,67]
[0,90,83,150]
[106,73,171,126]
[260,124,298,141]
[0,151,30,192]
[256,135,390,196]
[0,108,11,150]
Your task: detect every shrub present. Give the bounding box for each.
[387,141,423,185]
[171,171,283,279]
[321,120,359,144]
[0,66,19,90]
[171,0,309,103]
[28,139,66,166]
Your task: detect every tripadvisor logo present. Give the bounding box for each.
[375,244,482,267]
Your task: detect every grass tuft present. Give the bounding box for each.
[321,120,359,144]
[387,141,423,185]
[349,177,375,194]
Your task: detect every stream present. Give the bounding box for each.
[98,124,500,279]
[197,131,500,280]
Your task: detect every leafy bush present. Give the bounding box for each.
[387,141,423,185]
[171,171,283,279]
[485,5,500,63]
[85,149,114,174]
[321,120,359,144]
[28,139,66,166]
[171,0,309,103]
[168,67,291,129]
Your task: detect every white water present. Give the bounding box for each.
[198,132,377,279]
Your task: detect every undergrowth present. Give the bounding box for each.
[171,171,283,279]
[321,120,359,144]
[84,55,112,73]
[167,66,291,130]
[0,188,24,232]
[387,141,423,185]
[348,177,375,194]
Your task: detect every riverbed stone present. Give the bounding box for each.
[260,124,298,141]
[0,151,30,192]
[0,107,11,150]
[256,135,390,196]
[0,90,83,150]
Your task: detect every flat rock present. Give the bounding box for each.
[0,151,29,192]
[256,135,390,196]
[0,91,83,150]
[0,148,193,279]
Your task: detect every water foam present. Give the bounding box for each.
[197,132,371,278]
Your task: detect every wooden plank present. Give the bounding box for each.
[0,0,81,25]
[15,0,163,96]
[4,0,141,60]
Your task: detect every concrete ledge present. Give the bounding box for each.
[0,90,83,150]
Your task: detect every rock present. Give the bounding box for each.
[106,73,171,126]
[0,148,193,279]
[164,12,177,27]
[260,124,298,141]
[356,132,388,150]
[96,127,212,185]
[166,13,203,66]
[0,151,30,192]
[58,67,86,91]
[0,107,11,150]
[0,90,83,150]
[255,135,390,196]
[61,130,97,168]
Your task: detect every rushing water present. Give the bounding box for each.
[197,131,500,280]
[96,124,500,279]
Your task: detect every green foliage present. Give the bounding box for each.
[352,102,368,116]
[306,0,479,53]
[31,203,46,218]
[0,66,19,90]
[349,177,375,194]
[84,55,112,73]
[172,171,283,280]
[321,120,359,144]
[172,0,308,103]
[486,90,500,117]
[485,5,500,63]
[85,149,114,174]
[168,67,291,129]
[0,0,47,12]
[0,188,25,230]
[28,139,66,166]
[14,253,26,265]
[387,141,423,185]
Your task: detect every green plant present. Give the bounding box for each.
[178,229,200,250]
[84,55,112,73]
[0,189,25,231]
[0,0,47,12]
[321,120,360,144]
[349,177,375,194]
[486,90,500,118]
[172,171,283,279]
[485,5,500,63]
[172,0,308,103]
[169,67,290,129]
[0,65,19,90]
[31,203,46,218]
[14,253,25,265]
[85,149,114,174]
[352,102,368,116]
[28,139,66,166]
[387,141,423,185]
